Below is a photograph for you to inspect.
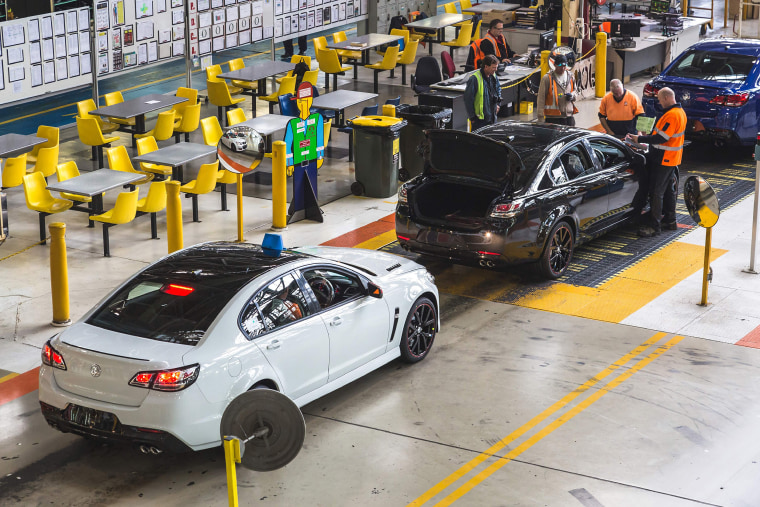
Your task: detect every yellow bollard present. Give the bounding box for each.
[223,437,241,507]
[271,141,288,231]
[165,180,183,254]
[236,173,244,242]
[595,31,607,99]
[382,104,396,117]
[49,223,71,327]
[540,50,550,78]
[701,227,712,306]
[556,20,561,46]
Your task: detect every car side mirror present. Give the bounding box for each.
[367,282,383,299]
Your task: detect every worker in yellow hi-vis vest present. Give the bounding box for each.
[464,54,501,132]
[284,82,325,223]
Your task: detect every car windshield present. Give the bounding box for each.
[666,50,757,83]
[88,276,240,345]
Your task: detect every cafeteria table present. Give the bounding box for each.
[90,94,188,145]
[0,134,48,158]
[326,33,405,78]
[217,61,296,118]
[132,142,217,184]
[405,13,469,55]
[235,114,297,152]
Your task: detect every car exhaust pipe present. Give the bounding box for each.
[479,260,487,267]
[486,261,495,268]
[149,446,163,455]
[139,445,150,454]
[139,445,163,455]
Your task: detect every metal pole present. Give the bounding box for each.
[271,141,288,231]
[595,32,607,98]
[166,181,184,253]
[90,15,99,104]
[700,227,712,306]
[236,173,244,242]
[184,0,192,88]
[223,437,241,507]
[49,223,71,327]
[744,160,759,274]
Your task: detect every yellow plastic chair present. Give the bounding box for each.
[332,31,362,63]
[227,58,258,95]
[26,145,59,178]
[442,21,473,56]
[27,126,59,165]
[103,92,137,129]
[259,75,296,114]
[377,29,410,56]
[106,145,154,185]
[460,0,474,14]
[173,103,201,143]
[136,181,167,239]
[172,87,199,122]
[1,153,27,189]
[276,55,313,84]
[207,63,243,95]
[444,2,458,14]
[22,171,73,243]
[313,36,328,61]
[136,136,173,180]
[135,110,177,142]
[77,99,119,134]
[317,48,352,92]
[76,116,120,167]
[216,169,237,211]
[318,119,332,169]
[207,80,246,126]
[55,161,95,204]
[90,189,139,257]
[302,69,320,87]
[365,45,400,94]
[396,39,420,85]
[179,160,219,222]
[227,108,248,126]
[201,116,224,146]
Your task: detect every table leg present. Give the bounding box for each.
[176,164,184,184]
[90,194,104,228]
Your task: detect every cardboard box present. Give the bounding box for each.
[519,101,533,114]
[482,10,514,27]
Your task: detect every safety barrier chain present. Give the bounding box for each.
[0,237,49,263]
[501,44,598,90]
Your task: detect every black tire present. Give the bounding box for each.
[539,221,574,279]
[400,297,437,363]
[351,181,364,196]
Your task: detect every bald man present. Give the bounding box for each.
[599,79,644,137]
[627,87,686,237]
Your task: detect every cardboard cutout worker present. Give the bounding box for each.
[284,82,325,223]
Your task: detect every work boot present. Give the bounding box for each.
[638,226,660,238]
[662,221,678,231]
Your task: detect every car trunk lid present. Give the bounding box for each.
[423,130,522,188]
[652,76,736,117]
[53,323,192,407]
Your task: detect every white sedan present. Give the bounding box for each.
[38,242,439,452]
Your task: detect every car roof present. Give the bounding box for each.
[140,242,307,289]
[689,38,760,56]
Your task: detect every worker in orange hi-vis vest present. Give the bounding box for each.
[537,52,578,126]
[627,87,686,237]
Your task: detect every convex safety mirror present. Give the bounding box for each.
[217,126,266,174]
[684,175,720,228]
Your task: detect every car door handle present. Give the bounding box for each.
[266,340,281,350]
[330,316,342,327]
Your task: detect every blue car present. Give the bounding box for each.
[642,38,760,146]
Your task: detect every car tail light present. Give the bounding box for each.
[710,92,749,107]
[42,340,66,370]
[397,234,410,241]
[398,186,408,204]
[490,202,523,218]
[643,83,660,98]
[161,283,195,296]
[129,364,200,392]
[477,251,500,256]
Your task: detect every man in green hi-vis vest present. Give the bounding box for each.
[284,82,325,223]
[464,54,501,132]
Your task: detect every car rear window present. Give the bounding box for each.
[666,50,757,83]
[87,277,239,345]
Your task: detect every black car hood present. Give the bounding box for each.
[422,130,522,188]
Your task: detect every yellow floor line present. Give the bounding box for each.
[0,373,19,384]
[355,229,397,250]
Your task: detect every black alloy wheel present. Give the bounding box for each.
[400,297,437,363]
[540,221,574,279]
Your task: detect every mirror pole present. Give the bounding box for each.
[700,227,712,306]
[743,157,759,274]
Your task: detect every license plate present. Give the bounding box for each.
[64,404,120,432]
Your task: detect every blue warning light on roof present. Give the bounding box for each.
[262,233,284,257]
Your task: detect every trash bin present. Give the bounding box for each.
[395,104,452,181]
[349,115,407,198]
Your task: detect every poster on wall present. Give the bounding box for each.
[28,20,40,42]
[148,40,158,61]
[42,39,54,60]
[79,9,90,30]
[172,0,183,6]
[124,51,137,66]
[66,10,78,32]
[0,61,4,90]
[41,17,53,39]
[8,66,25,82]
[111,0,126,26]
[43,61,55,83]
[69,55,80,76]
[80,53,92,74]
[2,25,25,47]
[124,25,134,45]
[138,43,148,63]
[198,0,210,9]
[30,42,42,64]
[136,0,154,19]
[113,50,123,70]
[31,65,43,87]
[54,13,66,36]
[137,21,154,40]
[67,33,78,55]
[112,27,122,50]
[56,58,68,80]
[98,31,109,51]
[96,2,110,30]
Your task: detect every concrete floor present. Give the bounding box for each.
[3,7,760,506]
